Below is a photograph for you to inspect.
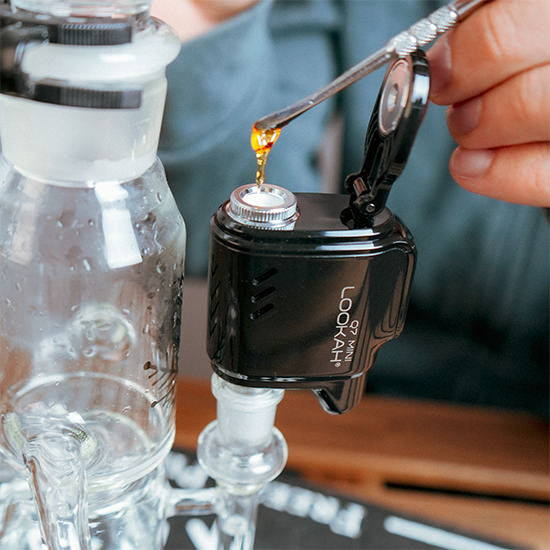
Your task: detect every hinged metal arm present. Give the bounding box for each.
[341,50,431,229]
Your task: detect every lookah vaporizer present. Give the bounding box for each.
[207,52,430,414]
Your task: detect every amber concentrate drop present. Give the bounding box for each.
[250,125,281,186]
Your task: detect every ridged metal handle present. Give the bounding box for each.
[254,0,489,131]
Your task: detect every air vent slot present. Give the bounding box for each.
[251,286,275,304]
[250,303,274,320]
[252,268,278,286]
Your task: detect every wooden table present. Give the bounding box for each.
[175,378,550,550]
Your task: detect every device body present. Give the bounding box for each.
[207,193,415,414]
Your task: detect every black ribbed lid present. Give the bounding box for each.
[33,82,142,108]
[47,21,132,45]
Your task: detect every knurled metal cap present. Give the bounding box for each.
[228,184,299,229]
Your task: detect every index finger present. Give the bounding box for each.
[428,0,550,105]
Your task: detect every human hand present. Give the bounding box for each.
[151,0,258,42]
[428,0,550,206]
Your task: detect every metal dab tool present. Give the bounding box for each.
[254,0,490,131]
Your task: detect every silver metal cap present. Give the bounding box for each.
[228,184,299,229]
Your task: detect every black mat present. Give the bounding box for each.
[165,449,528,550]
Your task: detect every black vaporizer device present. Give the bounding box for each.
[207,52,430,414]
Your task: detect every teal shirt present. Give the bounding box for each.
[159,0,549,415]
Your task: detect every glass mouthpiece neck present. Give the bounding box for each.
[11,0,152,18]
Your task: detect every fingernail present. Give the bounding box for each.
[451,148,494,179]
[428,35,452,97]
[447,97,482,136]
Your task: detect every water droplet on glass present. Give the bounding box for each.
[70,305,79,313]
[122,308,130,316]
[82,347,95,358]
[87,219,94,227]
[15,282,21,292]
[57,210,75,228]
[156,193,162,203]
[155,261,166,274]
[82,258,92,272]
[142,212,156,224]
